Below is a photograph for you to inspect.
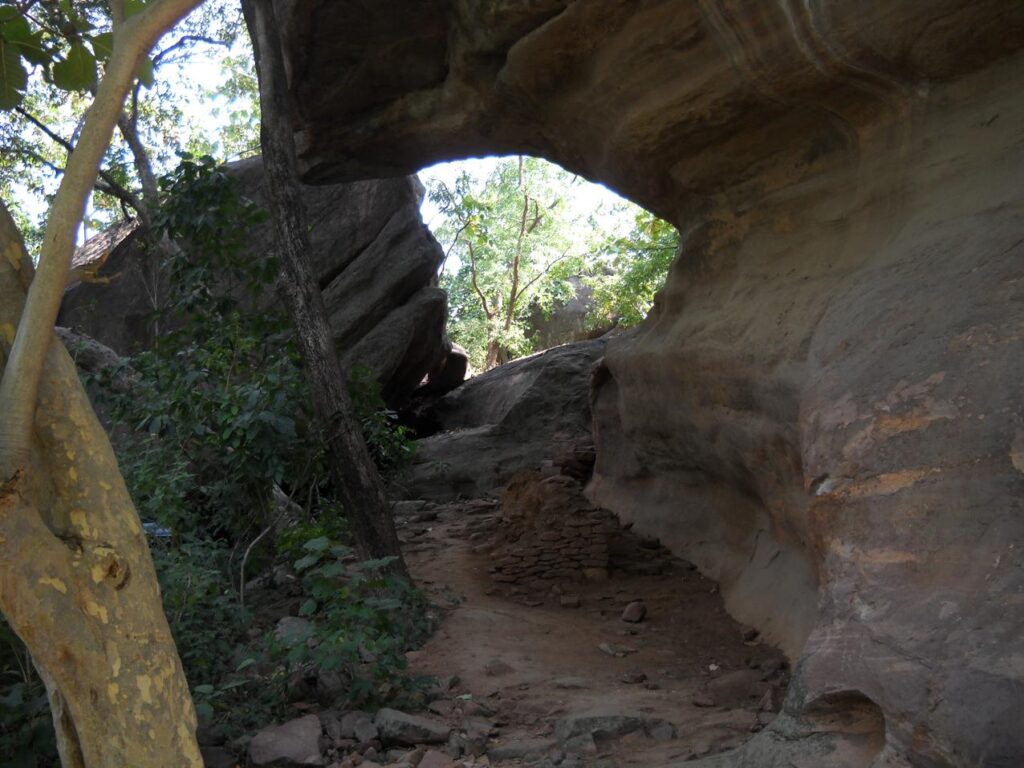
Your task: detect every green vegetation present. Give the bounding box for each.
[430,156,587,369]
[585,208,680,327]
[0,156,426,763]
[427,156,678,371]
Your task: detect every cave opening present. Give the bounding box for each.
[417,154,678,377]
[395,152,809,767]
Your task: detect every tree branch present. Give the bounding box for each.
[514,249,574,310]
[0,0,204,469]
[153,34,230,66]
[15,106,147,221]
[466,240,494,320]
[505,188,530,329]
[437,220,469,277]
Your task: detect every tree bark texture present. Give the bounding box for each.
[242,0,408,577]
[0,213,202,767]
[0,3,206,763]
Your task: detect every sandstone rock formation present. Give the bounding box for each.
[279,2,1024,765]
[59,157,450,405]
[396,339,604,501]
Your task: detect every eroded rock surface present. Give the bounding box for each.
[397,339,604,500]
[280,2,1024,765]
[59,157,449,405]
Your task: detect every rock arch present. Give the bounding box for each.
[277,2,1024,764]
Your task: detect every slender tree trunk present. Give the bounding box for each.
[0,3,207,763]
[241,0,407,577]
[484,339,502,370]
[1,208,202,768]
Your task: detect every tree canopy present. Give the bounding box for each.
[426,156,679,371]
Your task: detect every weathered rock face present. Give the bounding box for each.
[279,2,1024,766]
[59,157,449,405]
[397,339,604,501]
[527,276,611,350]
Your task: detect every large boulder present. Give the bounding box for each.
[248,714,323,767]
[58,158,448,405]
[278,2,1024,766]
[526,275,612,350]
[397,339,604,500]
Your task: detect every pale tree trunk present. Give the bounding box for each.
[0,2,205,764]
[1,211,202,767]
[241,0,408,577]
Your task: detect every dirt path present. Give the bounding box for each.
[397,497,790,766]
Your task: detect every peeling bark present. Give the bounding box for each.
[0,2,206,764]
[0,223,202,766]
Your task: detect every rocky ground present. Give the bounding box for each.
[234,478,791,768]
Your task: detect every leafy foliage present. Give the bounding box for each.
[0,0,255,249]
[109,156,418,718]
[0,154,424,750]
[88,154,313,540]
[282,535,432,707]
[585,208,679,327]
[428,157,679,369]
[430,157,587,370]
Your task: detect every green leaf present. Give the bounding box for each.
[52,42,96,92]
[0,36,27,109]
[293,553,320,572]
[302,536,330,552]
[89,31,113,63]
[192,684,215,695]
[298,598,317,616]
[137,55,154,87]
[124,0,148,18]
[0,12,31,44]
[15,30,49,67]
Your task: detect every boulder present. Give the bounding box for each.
[278,1,1024,765]
[373,708,450,746]
[527,276,614,350]
[397,339,605,500]
[620,601,646,623]
[59,158,448,406]
[249,714,323,766]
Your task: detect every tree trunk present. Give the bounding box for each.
[484,339,504,370]
[0,214,202,767]
[241,0,407,577]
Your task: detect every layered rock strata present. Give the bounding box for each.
[279,2,1024,765]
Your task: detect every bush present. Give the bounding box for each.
[280,534,432,706]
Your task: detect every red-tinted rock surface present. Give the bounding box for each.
[278,2,1024,765]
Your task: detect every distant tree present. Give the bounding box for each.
[429,157,680,369]
[430,156,588,370]
[586,209,679,328]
